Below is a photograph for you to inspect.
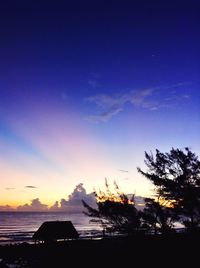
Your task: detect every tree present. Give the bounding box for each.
[82,179,141,235]
[141,197,177,234]
[137,147,200,232]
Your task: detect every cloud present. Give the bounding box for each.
[88,79,100,88]
[85,89,155,122]
[49,183,96,213]
[0,205,15,211]
[182,94,190,99]
[0,183,146,212]
[25,185,37,189]
[87,107,123,123]
[5,187,15,190]
[130,88,155,105]
[49,201,60,211]
[17,198,48,212]
[60,92,68,100]
[86,93,127,109]
[49,183,145,213]
[119,169,129,173]
[85,83,190,122]
[0,184,96,212]
[88,72,101,88]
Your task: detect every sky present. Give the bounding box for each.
[0,0,199,210]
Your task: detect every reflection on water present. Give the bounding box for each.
[0,212,102,244]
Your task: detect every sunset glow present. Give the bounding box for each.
[0,1,199,211]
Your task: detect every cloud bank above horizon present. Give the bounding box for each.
[0,184,96,212]
[0,183,145,212]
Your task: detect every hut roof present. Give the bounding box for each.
[32,221,79,242]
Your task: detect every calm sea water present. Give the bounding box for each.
[0,212,102,245]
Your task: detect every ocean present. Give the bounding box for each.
[0,212,102,245]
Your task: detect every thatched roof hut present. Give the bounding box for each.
[32,221,79,242]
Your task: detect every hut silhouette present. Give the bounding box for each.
[32,221,79,243]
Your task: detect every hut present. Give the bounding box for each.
[32,221,79,243]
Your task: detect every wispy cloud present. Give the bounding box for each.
[60,92,68,100]
[88,72,101,88]
[119,169,129,173]
[5,187,15,190]
[85,83,190,122]
[25,185,37,189]
[87,106,123,123]
[88,79,100,88]
[85,88,156,122]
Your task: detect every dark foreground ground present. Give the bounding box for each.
[0,233,199,267]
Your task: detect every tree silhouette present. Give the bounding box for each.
[82,179,140,235]
[138,147,200,232]
[141,197,177,234]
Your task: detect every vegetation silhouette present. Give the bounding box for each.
[1,147,200,267]
[138,147,200,233]
[82,179,141,235]
[140,197,178,234]
[83,147,200,235]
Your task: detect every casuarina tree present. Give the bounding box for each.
[141,197,177,234]
[82,179,141,235]
[137,147,200,232]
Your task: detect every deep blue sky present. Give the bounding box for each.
[0,0,199,208]
[1,1,199,97]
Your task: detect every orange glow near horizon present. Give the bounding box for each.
[96,195,134,205]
